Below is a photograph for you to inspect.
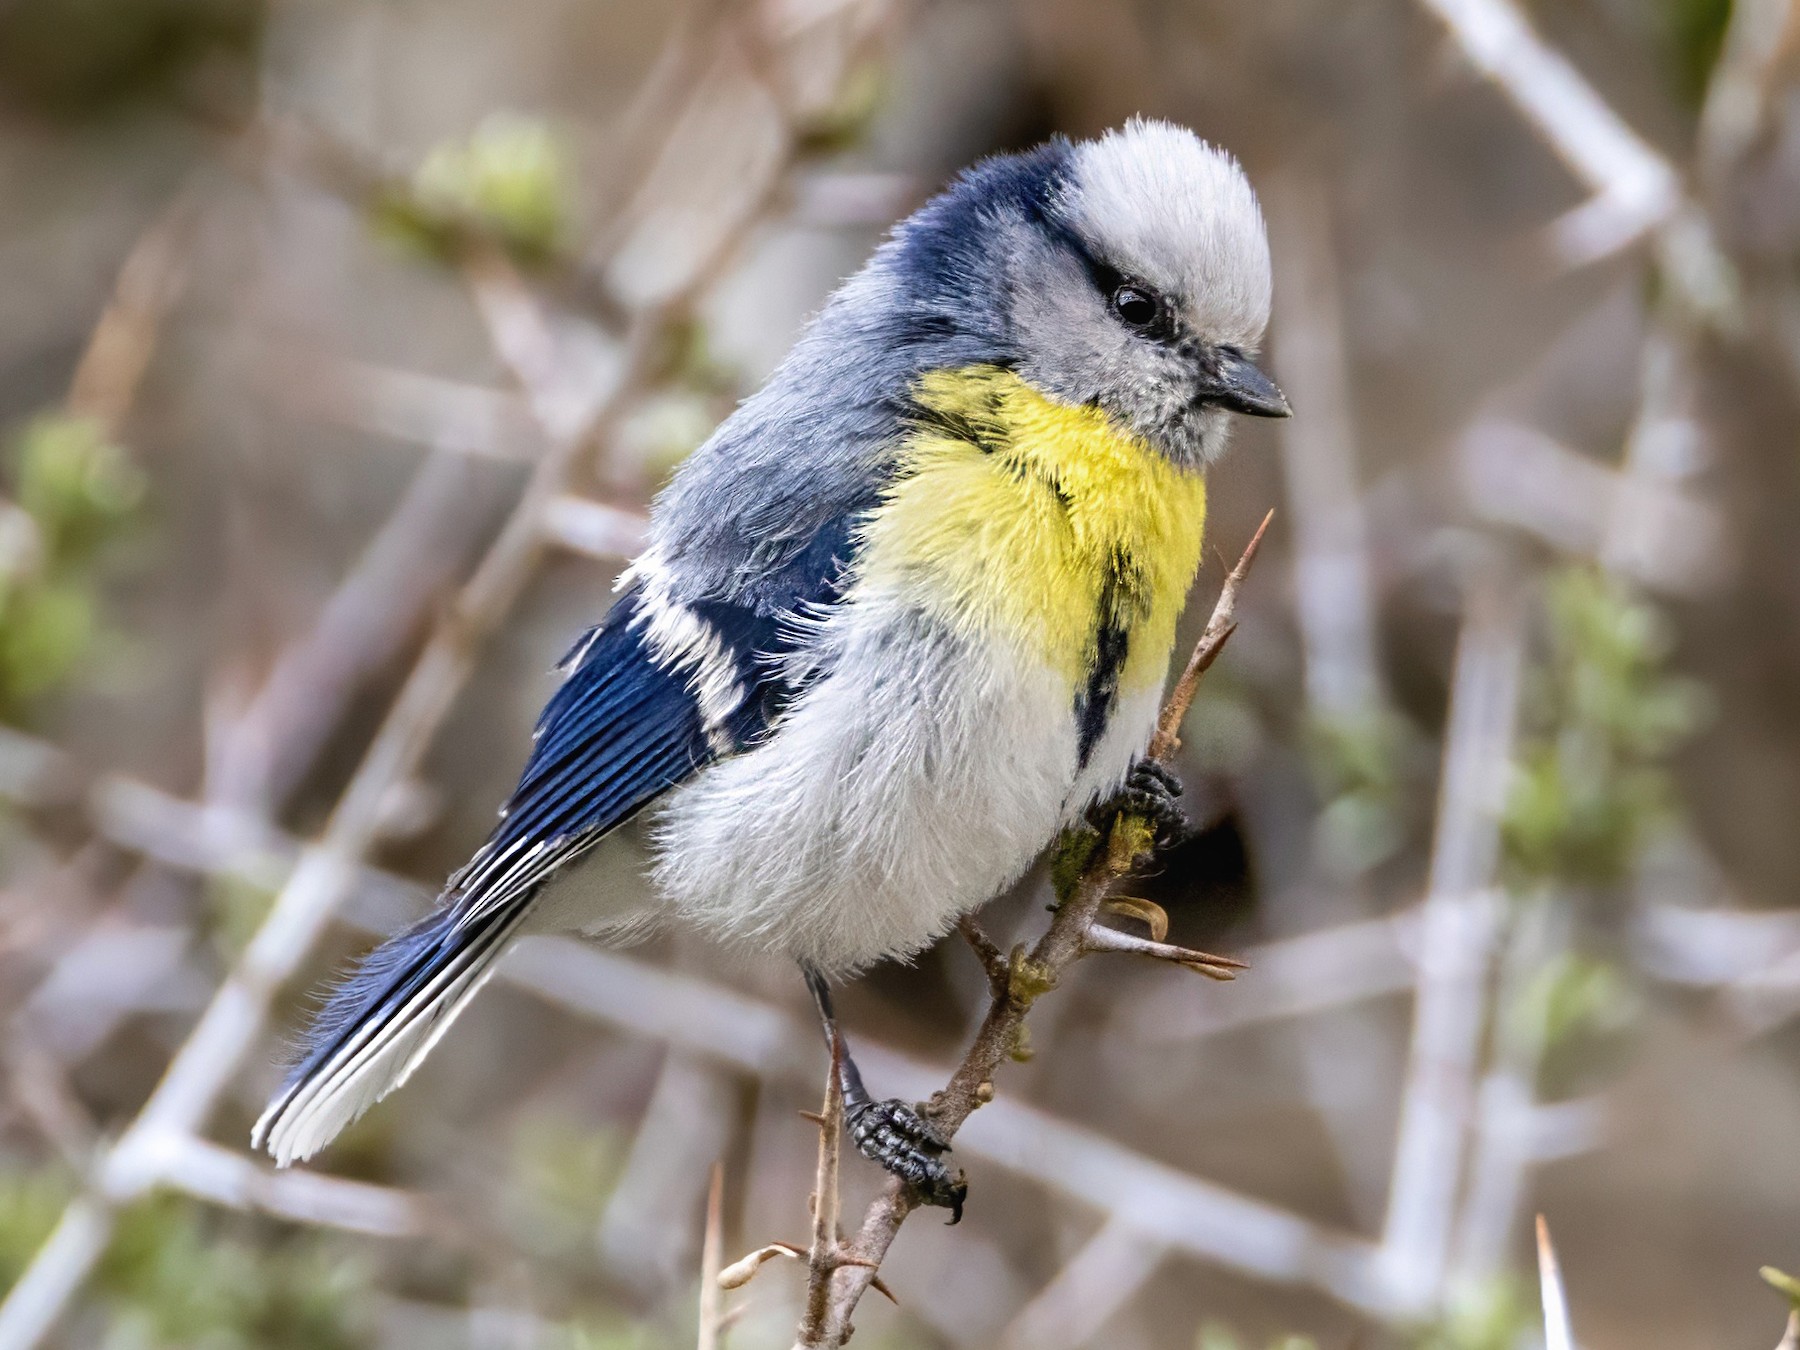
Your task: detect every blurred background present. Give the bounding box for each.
[0,0,1797,1346]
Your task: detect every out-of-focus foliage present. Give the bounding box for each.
[1509,949,1637,1058]
[1655,0,1734,108]
[503,1115,626,1270]
[1,1175,369,1350]
[14,416,145,564]
[1307,707,1418,879]
[792,60,887,154]
[0,414,144,722]
[374,114,574,270]
[615,318,748,482]
[1503,568,1705,889]
[205,874,276,961]
[0,1167,73,1291]
[96,1194,369,1350]
[1762,1266,1800,1313]
[1414,1277,1532,1350]
[1184,681,1265,778]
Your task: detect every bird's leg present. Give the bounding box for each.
[802,965,967,1223]
[1092,756,1196,851]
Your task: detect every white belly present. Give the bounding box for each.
[647,597,1150,974]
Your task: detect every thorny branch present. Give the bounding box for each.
[756,514,1272,1349]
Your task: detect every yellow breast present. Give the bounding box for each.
[855,366,1207,695]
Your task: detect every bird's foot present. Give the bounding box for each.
[1096,757,1195,851]
[846,1098,967,1223]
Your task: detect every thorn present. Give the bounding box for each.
[798,1110,827,1126]
[1082,922,1248,979]
[1536,1214,1573,1350]
[1148,510,1271,761]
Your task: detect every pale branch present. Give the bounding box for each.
[697,1163,726,1350]
[791,517,1272,1349]
[151,1135,431,1240]
[1378,584,1526,1311]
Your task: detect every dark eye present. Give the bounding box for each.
[1111,284,1160,329]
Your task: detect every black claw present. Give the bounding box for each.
[846,1098,968,1223]
[1132,758,1183,799]
[1094,757,1195,850]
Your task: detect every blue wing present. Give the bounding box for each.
[256,512,864,1163]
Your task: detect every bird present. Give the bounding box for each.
[254,118,1288,1218]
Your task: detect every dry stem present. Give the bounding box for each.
[698,1163,725,1350]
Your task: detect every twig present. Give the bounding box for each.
[65,184,199,439]
[698,1163,726,1350]
[1146,510,1271,761]
[1698,0,1797,176]
[1455,417,1728,596]
[3,1042,98,1175]
[793,519,1272,1348]
[1121,906,1421,1043]
[261,348,544,463]
[955,914,1010,998]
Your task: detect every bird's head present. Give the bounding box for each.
[888,119,1288,470]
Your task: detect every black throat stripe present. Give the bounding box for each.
[1075,555,1136,768]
